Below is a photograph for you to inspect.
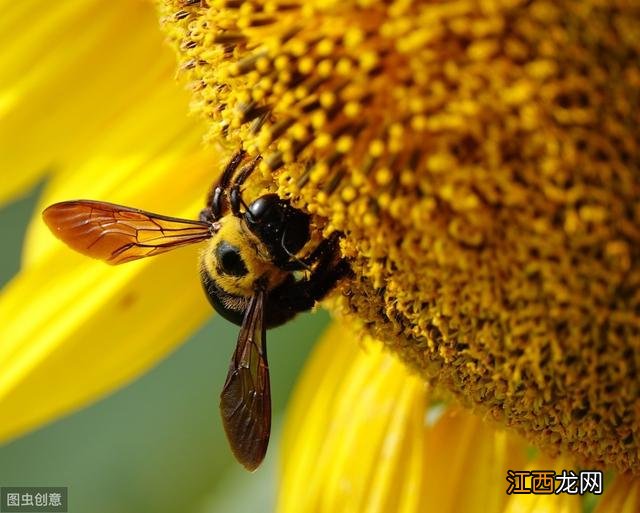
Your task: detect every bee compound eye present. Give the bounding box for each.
[216,241,249,277]
[247,194,284,225]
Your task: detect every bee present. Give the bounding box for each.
[43,150,351,471]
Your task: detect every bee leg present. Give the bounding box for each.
[207,150,246,219]
[265,256,352,328]
[279,231,342,271]
[302,231,343,266]
[266,231,352,326]
[229,155,262,217]
[299,232,353,300]
[303,256,353,305]
[199,207,213,223]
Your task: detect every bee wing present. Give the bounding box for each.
[220,288,271,471]
[43,200,213,265]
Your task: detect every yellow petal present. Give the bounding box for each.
[503,492,581,513]
[0,151,217,443]
[0,0,189,206]
[279,321,358,464]
[22,119,208,267]
[419,408,528,513]
[278,321,530,513]
[594,474,640,513]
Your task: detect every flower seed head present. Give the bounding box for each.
[159,0,640,473]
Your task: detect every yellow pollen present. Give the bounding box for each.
[274,55,289,71]
[341,185,357,203]
[359,51,379,71]
[316,38,335,56]
[159,0,640,474]
[309,163,329,184]
[317,59,334,77]
[290,39,308,57]
[314,133,332,149]
[298,57,314,74]
[343,27,364,47]
[363,212,377,227]
[336,57,353,76]
[310,111,326,129]
[369,140,385,157]
[290,123,308,141]
[343,101,361,118]
[319,91,335,108]
[335,135,353,153]
[375,168,393,186]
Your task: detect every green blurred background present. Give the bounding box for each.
[0,184,329,513]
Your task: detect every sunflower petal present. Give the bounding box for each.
[503,492,581,513]
[0,147,220,443]
[22,124,210,268]
[0,0,191,206]
[0,227,208,443]
[278,321,529,513]
[418,408,529,513]
[594,474,640,513]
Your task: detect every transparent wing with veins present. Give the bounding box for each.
[43,200,214,264]
[219,288,271,471]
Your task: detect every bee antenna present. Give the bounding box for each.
[281,229,311,271]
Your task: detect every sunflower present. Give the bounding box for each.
[2,0,640,511]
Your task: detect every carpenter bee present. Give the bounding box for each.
[43,150,351,471]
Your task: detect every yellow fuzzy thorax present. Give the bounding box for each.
[201,216,288,295]
[158,0,640,473]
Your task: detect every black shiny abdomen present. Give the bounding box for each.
[200,269,249,327]
[201,269,301,329]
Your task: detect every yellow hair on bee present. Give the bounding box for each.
[201,216,288,297]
